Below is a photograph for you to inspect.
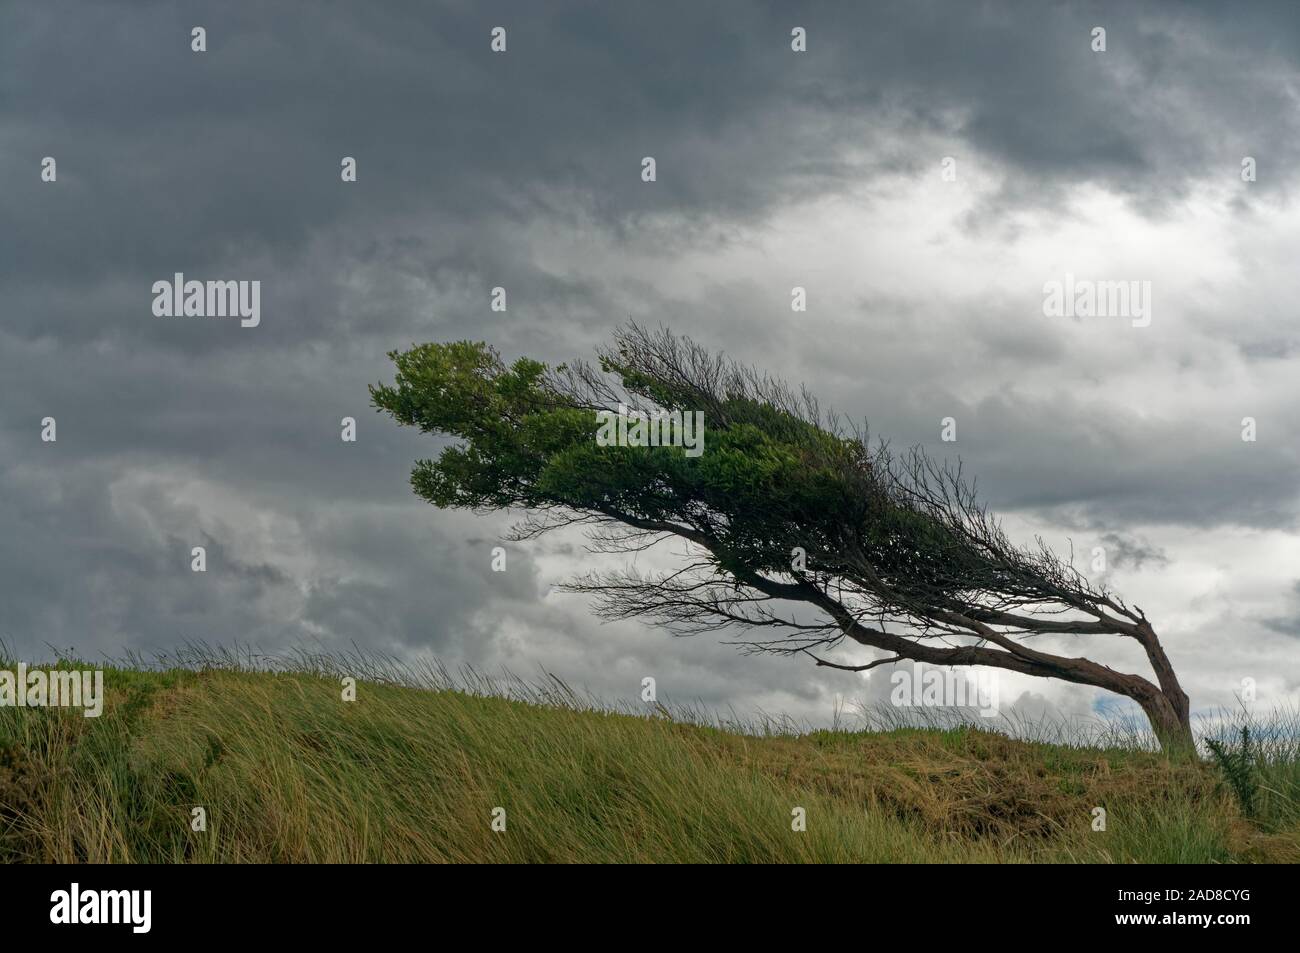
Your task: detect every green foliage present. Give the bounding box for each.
[369,342,564,510]
[1205,726,1259,819]
[368,334,976,589]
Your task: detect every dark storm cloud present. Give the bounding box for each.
[1096,532,1169,571]
[1261,581,1300,639]
[2,1,1300,721]
[6,0,1297,318]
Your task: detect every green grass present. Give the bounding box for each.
[1,650,1297,863]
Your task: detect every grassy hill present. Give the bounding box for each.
[2,657,1298,863]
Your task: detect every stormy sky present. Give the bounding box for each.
[3,1,1299,730]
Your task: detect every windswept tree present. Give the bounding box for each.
[371,324,1192,750]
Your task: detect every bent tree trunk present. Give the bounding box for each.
[760,573,1196,752]
[1135,688,1193,752]
[1130,621,1193,751]
[830,598,1195,753]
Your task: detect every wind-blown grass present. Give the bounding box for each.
[1,645,1296,863]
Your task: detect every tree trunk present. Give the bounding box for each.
[1133,687,1194,754]
[1131,621,1194,753]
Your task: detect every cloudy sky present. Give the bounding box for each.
[3,1,1299,731]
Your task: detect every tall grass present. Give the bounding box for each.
[1,645,1297,863]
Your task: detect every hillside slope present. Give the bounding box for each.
[1,665,1296,863]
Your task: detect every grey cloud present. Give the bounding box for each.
[1097,532,1169,571]
[3,1,1300,726]
[1262,581,1300,639]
